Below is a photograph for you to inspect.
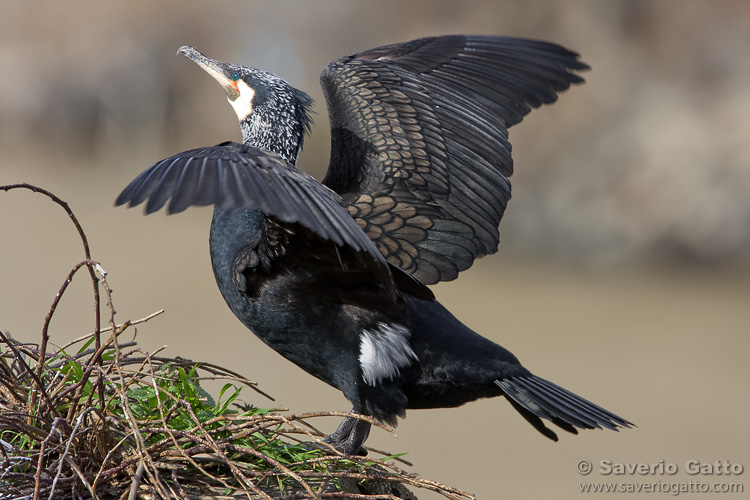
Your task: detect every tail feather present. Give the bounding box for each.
[501,391,570,442]
[512,377,608,429]
[525,376,626,430]
[495,375,633,441]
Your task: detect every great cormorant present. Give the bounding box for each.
[117,35,632,455]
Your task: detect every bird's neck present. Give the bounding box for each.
[239,117,299,163]
[239,94,312,164]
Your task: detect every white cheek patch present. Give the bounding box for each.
[228,79,255,121]
[359,323,417,386]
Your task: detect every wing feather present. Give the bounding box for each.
[321,35,587,284]
[116,142,393,291]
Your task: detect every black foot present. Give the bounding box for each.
[323,415,371,456]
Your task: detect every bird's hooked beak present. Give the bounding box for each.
[178,45,254,120]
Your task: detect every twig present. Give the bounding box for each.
[127,462,146,500]
[37,259,99,421]
[56,309,165,353]
[1,183,104,414]
[0,331,57,421]
[148,354,244,497]
[105,354,172,499]
[48,408,100,500]
[33,418,64,500]
[180,400,269,500]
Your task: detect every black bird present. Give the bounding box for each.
[117,36,632,455]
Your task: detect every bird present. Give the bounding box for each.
[116,35,632,455]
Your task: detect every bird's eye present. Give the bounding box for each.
[231,72,240,82]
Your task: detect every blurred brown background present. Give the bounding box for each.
[2,1,749,498]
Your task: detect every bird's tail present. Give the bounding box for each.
[495,375,633,441]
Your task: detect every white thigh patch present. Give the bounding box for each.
[359,323,417,386]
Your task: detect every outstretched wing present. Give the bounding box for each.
[116,142,394,292]
[321,35,588,284]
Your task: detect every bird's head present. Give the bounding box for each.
[178,45,313,164]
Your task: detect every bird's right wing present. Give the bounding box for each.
[116,142,395,292]
[320,35,588,285]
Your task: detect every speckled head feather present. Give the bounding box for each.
[236,69,313,164]
[178,46,313,164]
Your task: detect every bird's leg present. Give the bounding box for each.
[323,412,371,456]
[326,415,358,443]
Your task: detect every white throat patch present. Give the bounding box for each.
[358,323,417,386]
[228,79,255,121]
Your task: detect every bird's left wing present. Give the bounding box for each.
[116,142,394,287]
[320,35,588,285]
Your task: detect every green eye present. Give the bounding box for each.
[231,72,240,82]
